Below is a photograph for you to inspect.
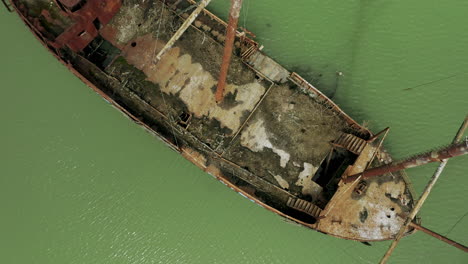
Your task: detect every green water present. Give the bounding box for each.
[1,1,467,263]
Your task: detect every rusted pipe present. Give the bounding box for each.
[345,140,468,183]
[215,0,243,103]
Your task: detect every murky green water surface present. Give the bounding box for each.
[1,1,467,263]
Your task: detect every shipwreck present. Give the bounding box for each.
[4,0,466,261]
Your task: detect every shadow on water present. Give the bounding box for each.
[290,65,342,99]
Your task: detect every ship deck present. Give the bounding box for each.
[94,0,358,204]
[11,0,417,241]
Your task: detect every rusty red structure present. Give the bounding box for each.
[215,0,243,103]
[51,0,121,52]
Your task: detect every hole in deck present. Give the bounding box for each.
[93,18,103,30]
[313,148,357,200]
[177,111,191,129]
[82,35,121,70]
[131,42,137,47]
[70,0,87,12]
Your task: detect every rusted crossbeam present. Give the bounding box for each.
[344,139,468,183]
[215,0,243,103]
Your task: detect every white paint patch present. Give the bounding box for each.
[295,163,322,199]
[354,181,405,240]
[273,175,290,190]
[273,149,291,168]
[356,202,400,240]
[165,50,265,134]
[240,119,290,168]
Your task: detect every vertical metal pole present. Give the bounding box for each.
[379,116,468,264]
[215,0,243,103]
[155,0,212,61]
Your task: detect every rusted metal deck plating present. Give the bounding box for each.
[10,0,418,242]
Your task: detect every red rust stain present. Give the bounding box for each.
[40,10,54,24]
[58,0,82,8]
[40,9,67,30]
[53,0,122,52]
[99,25,124,50]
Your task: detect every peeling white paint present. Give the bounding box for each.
[273,175,290,190]
[240,119,290,168]
[353,181,405,240]
[295,162,322,199]
[273,149,291,168]
[174,52,265,134]
[356,202,400,240]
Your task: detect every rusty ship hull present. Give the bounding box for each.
[7,0,418,242]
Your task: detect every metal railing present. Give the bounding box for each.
[289,72,371,136]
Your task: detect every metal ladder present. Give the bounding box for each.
[332,133,368,155]
[286,197,322,219]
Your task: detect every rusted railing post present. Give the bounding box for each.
[215,0,243,103]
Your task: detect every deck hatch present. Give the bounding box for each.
[81,35,121,70]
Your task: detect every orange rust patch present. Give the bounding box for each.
[100,25,125,49]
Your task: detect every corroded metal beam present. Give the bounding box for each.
[215,0,243,103]
[155,0,212,61]
[344,139,468,183]
[409,222,468,252]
